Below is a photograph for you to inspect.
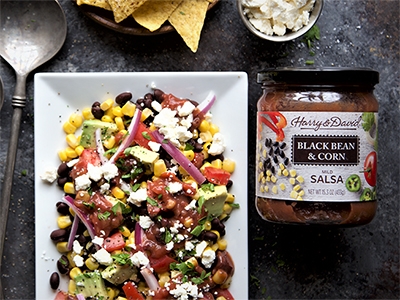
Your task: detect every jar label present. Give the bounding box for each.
[256,111,378,202]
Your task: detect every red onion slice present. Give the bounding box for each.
[152,130,206,184]
[109,108,142,163]
[62,195,95,239]
[197,91,216,115]
[95,128,108,165]
[135,221,145,247]
[66,214,80,251]
[140,267,160,291]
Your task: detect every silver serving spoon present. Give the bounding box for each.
[0,1,67,297]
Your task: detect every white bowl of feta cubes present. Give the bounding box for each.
[238,0,323,42]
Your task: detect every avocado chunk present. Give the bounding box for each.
[129,145,159,166]
[74,270,108,298]
[198,185,228,217]
[102,263,138,285]
[80,119,118,148]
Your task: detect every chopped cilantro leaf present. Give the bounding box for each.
[142,132,151,140]
[132,183,141,192]
[190,224,204,237]
[201,183,215,192]
[146,197,159,207]
[197,196,205,214]
[111,253,132,266]
[97,211,111,220]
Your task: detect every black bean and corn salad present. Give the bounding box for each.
[44,88,239,300]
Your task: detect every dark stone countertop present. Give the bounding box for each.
[0,0,399,299]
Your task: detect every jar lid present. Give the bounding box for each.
[257,67,379,85]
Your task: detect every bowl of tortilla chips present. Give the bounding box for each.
[75,0,219,52]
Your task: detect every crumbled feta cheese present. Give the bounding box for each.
[74,173,91,191]
[167,181,183,194]
[208,132,226,156]
[166,241,174,251]
[92,236,104,246]
[99,182,110,194]
[73,240,83,254]
[185,241,195,251]
[151,100,162,112]
[201,248,216,269]
[148,141,161,152]
[195,241,208,257]
[40,168,58,183]
[242,0,316,36]
[178,101,196,117]
[185,199,197,211]
[92,248,113,265]
[169,281,200,299]
[170,221,183,234]
[128,188,148,207]
[67,158,79,168]
[130,251,149,268]
[87,164,103,182]
[139,215,154,229]
[73,254,84,267]
[101,163,119,181]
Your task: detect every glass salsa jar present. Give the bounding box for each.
[255,67,379,226]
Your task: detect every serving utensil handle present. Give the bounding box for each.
[0,74,27,299]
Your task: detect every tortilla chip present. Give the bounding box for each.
[132,0,183,32]
[168,0,209,52]
[77,0,112,11]
[108,0,148,23]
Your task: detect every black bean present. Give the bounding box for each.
[144,98,153,109]
[280,142,286,149]
[203,231,218,243]
[153,89,165,102]
[226,180,233,189]
[57,177,68,187]
[56,202,70,215]
[273,156,279,164]
[91,105,103,119]
[279,150,286,158]
[273,141,279,147]
[274,147,280,155]
[265,157,271,164]
[266,162,272,170]
[144,93,153,101]
[265,138,272,148]
[57,255,69,274]
[50,229,68,242]
[115,92,132,105]
[57,163,69,177]
[191,116,201,129]
[76,234,87,246]
[284,157,289,165]
[211,218,225,236]
[92,101,101,107]
[271,166,275,174]
[50,272,60,290]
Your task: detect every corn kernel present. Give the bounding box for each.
[271,175,277,183]
[290,190,298,199]
[282,169,289,177]
[217,238,228,251]
[114,116,125,131]
[103,136,116,150]
[272,185,278,194]
[85,256,100,271]
[66,134,79,149]
[69,207,76,216]
[67,251,76,267]
[154,159,167,177]
[69,267,82,279]
[57,215,72,229]
[116,297,128,300]
[202,148,209,160]
[64,182,75,194]
[111,186,125,199]
[277,169,282,176]
[199,131,213,143]
[211,243,219,251]
[65,147,78,159]
[266,175,271,182]
[225,193,235,203]
[279,183,286,191]
[211,159,223,169]
[211,230,220,240]
[209,123,219,135]
[216,297,227,300]
[68,279,77,294]
[121,101,136,117]
[198,120,210,132]
[222,159,236,173]
[200,162,212,173]
[178,166,189,176]
[119,226,131,238]
[112,106,124,117]
[289,177,296,185]
[107,287,119,300]
[56,241,69,253]
[192,129,199,139]
[223,203,233,215]
[183,217,194,228]
[293,184,302,191]
[100,99,114,111]
[82,107,94,120]
[279,163,285,170]
[219,213,228,221]
[183,150,195,161]
[75,145,85,156]
[158,273,170,288]
[212,269,228,285]
[296,176,304,183]
[290,169,297,177]
[63,121,77,134]
[203,220,212,231]
[263,185,269,193]
[266,169,272,177]
[69,113,83,128]
[58,149,68,162]
[140,107,153,121]
[101,115,114,123]
[298,190,305,196]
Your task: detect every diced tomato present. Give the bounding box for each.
[122,281,145,300]
[213,288,235,300]
[153,287,171,300]
[103,232,125,252]
[69,148,101,180]
[54,291,73,300]
[133,122,155,149]
[149,255,176,274]
[203,167,231,185]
